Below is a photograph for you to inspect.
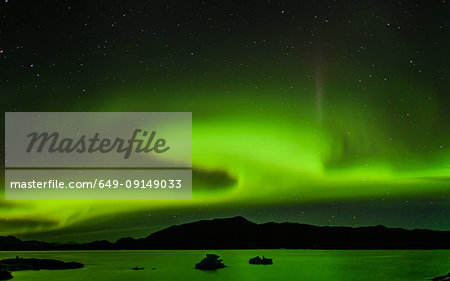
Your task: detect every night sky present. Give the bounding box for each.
[0,0,449,242]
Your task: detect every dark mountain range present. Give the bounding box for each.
[1,216,449,250]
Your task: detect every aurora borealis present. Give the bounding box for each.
[0,0,449,242]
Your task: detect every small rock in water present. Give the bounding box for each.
[132,266,144,271]
[195,254,226,270]
[249,256,273,265]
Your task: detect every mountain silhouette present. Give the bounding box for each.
[1,216,449,250]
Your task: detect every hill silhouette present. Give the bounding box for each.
[1,216,449,250]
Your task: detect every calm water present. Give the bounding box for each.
[0,250,448,281]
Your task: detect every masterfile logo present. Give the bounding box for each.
[26,129,170,159]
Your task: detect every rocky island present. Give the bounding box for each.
[249,256,273,265]
[0,257,84,280]
[195,254,226,270]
